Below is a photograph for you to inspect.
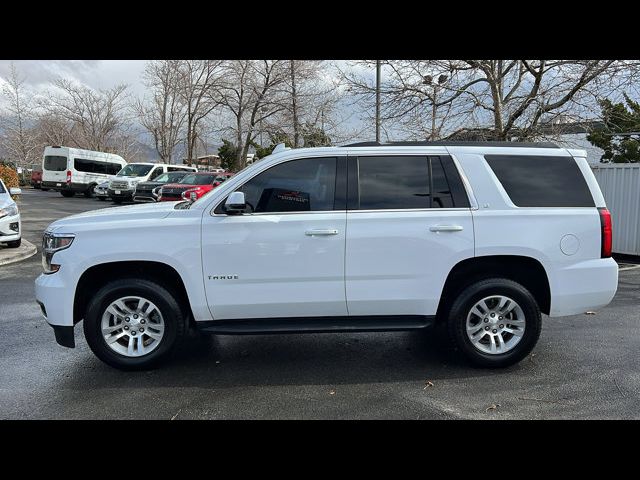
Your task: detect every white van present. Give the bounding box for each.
[108,163,197,204]
[41,146,127,198]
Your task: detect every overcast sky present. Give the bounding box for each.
[0,60,148,96]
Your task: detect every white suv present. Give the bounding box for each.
[35,142,618,370]
[108,163,197,204]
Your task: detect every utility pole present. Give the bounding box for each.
[375,60,381,143]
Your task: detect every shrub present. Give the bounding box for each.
[0,165,20,195]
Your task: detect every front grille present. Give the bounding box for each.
[110,181,129,190]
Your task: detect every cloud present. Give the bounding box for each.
[0,60,147,96]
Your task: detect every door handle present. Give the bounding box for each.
[305,229,339,236]
[429,224,464,232]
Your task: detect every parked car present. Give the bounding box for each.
[108,164,197,204]
[41,146,127,198]
[31,170,43,189]
[0,179,22,248]
[158,172,221,202]
[93,181,110,201]
[133,171,191,203]
[35,141,618,370]
[212,174,233,188]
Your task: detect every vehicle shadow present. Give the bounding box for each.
[61,328,530,390]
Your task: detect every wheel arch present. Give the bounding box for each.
[74,260,195,326]
[436,255,551,319]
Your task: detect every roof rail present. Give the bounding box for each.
[342,140,560,148]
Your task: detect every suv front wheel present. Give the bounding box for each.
[447,278,542,368]
[83,278,187,370]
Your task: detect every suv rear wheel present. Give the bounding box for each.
[447,278,541,368]
[60,191,74,198]
[83,278,187,370]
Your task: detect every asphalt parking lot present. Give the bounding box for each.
[1,188,639,419]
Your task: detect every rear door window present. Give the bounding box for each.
[354,155,469,209]
[484,155,594,207]
[44,156,67,171]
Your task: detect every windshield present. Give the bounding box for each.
[44,155,68,171]
[180,173,216,185]
[117,164,154,177]
[154,172,186,183]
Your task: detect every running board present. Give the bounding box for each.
[195,315,435,335]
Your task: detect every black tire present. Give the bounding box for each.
[84,184,96,198]
[112,198,123,204]
[42,188,49,192]
[97,197,105,201]
[60,190,74,198]
[447,278,542,368]
[83,278,187,370]
[6,238,21,248]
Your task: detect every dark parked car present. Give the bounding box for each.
[133,171,191,202]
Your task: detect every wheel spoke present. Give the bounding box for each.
[145,330,163,341]
[500,301,517,315]
[495,333,506,352]
[137,337,145,355]
[106,306,124,319]
[507,319,525,327]
[504,327,524,337]
[103,323,123,334]
[482,299,493,313]
[470,305,485,319]
[497,297,510,312]
[106,331,127,344]
[114,300,131,315]
[144,302,156,315]
[489,335,497,353]
[127,336,135,356]
[471,330,487,344]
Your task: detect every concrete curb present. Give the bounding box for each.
[0,239,37,266]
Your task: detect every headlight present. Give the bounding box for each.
[0,204,19,219]
[42,232,75,274]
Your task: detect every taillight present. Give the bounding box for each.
[598,207,612,258]
[66,170,72,184]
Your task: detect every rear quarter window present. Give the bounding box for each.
[484,155,595,207]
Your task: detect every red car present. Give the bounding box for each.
[158,172,227,202]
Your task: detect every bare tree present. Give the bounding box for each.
[33,113,73,147]
[41,78,130,152]
[135,60,186,163]
[217,60,289,170]
[341,60,638,141]
[0,63,39,168]
[176,60,224,163]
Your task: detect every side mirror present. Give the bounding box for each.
[9,187,22,195]
[225,191,246,214]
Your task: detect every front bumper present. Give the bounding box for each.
[0,213,21,242]
[107,188,134,201]
[35,271,77,347]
